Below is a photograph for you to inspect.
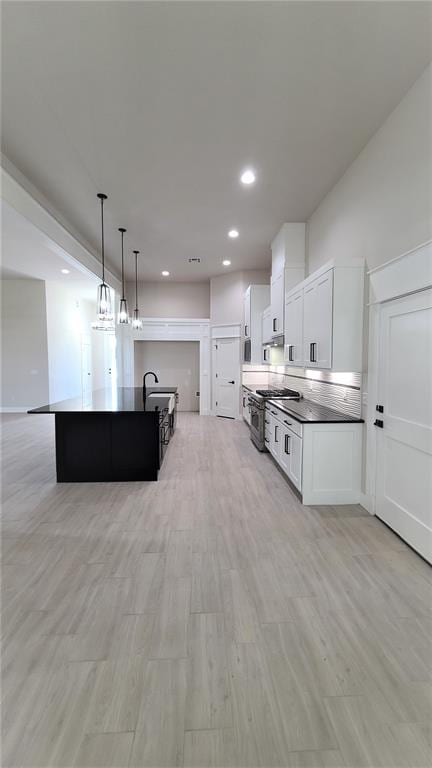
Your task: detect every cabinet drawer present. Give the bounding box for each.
[266,406,303,438]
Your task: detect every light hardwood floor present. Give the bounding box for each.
[2,412,431,767]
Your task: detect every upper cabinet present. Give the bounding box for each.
[244,288,251,339]
[271,224,306,340]
[243,284,270,364]
[284,260,365,371]
[270,270,284,336]
[262,305,272,345]
[284,289,304,365]
[303,270,333,368]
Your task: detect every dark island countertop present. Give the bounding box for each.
[267,397,364,424]
[28,387,177,415]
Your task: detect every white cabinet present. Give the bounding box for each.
[242,387,251,424]
[279,426,303,491]
[283,259,364,372]
[262,306,272,344]
[265,403,363,503]
[243,288,251,339]
[284,289,303,365]
[243,285,270,364]
[303,269,333,368]
[270,270,284,337]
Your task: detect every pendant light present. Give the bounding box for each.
[96,193,113,321]
[118,227,129,324]
[132,250,142,329]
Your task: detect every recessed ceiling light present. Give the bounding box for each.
[161,270,170,276]
[222,260,231,267]
[61,268,70,274]
[240,169,256,185]
[228,229,239,239]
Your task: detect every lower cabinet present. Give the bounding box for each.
[279,425,302,490]
[265,404,363,504]
[242,388,251,425]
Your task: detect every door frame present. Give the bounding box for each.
[120,317,211,416]
[366,239,432,515]
[211,324,241,418]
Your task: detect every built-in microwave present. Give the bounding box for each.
[244,338,251,363]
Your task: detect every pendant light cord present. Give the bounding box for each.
[119,228,126,300]
[134,250,139,312]
[97,193,108,285]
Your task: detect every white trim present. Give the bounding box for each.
[120,318,211,416]
[0,407,32,413]
[366,240,432,520]
[368,240,432,305]
[211,323,241,339]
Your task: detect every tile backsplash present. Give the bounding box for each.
[242,364,362,418]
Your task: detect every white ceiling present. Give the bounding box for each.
[2,2,431,282]
[1,201,99,300]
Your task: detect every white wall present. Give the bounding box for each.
[134,340,200,411]
[45,283,109,402]
[210,269,270,325]
[307,65,432,274]
[127,281,210,319]
[1,278,49,409]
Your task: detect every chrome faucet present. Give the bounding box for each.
[143,371,159,400]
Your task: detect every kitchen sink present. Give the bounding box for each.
[147,393,176,412]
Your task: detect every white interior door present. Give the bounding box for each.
[375,289,432,563]
[104,332,117,390]
[214,338,240,419]
[81,337,92,404]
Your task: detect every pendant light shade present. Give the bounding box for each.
[132,250,142,329]
[96,193,113,322]
[118,227,129,324]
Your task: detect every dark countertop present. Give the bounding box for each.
[267,398,364,424]
[28,386,177,415]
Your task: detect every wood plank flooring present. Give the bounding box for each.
[2,411,432,767]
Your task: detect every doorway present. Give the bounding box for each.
[213,337,240,419]
[375,288,432,562]
[134,340,200,411]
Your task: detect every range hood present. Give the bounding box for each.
[271,334,284,347]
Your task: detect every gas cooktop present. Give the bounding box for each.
[255,388,300,399]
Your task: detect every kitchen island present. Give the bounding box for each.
[28,387,178,482]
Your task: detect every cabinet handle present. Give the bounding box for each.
[274,425,279,442]
[284,434,291,455]
[289,345,294,362]
[283,420,292,426]
[273,318,277,332]
[242,397,245,407]
[271,410,277,415]
[264,438,269,443]
[245,325,248,336]
[265,419,270,424]
[310,342,317,363]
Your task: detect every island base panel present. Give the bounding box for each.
[55,413,159,482]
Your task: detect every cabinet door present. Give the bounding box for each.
[303,270,333,368]
[244,289,251,338]
[271,271,284,335]
[288,431,302,491]
[284,290,303,365]
[268,414,281,462]
[262,308,272,344]
[279,425,291,475]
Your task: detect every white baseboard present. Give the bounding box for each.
[0,406,31,413]
[359,491,374,515]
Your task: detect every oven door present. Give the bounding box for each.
[249,400,263,441]
[244,339,251,363]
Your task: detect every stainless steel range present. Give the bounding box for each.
[248,388,301,451]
